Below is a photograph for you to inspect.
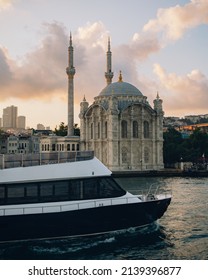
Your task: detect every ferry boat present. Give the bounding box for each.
[0,153,171,242]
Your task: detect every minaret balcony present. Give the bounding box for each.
[66,67,76,76]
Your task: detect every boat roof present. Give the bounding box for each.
[0,157,112,184]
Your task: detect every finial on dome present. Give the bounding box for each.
[118,71,123,82]
[156,91,160,99]
[83,95,86,102]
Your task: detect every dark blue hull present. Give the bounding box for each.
[0,198,171,243]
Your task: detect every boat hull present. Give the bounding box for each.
[0,197,171,243]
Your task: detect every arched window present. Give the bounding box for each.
[105,121,108,138]
[91,123,93,139]
[98,122,100,139]
[67,144,70,151]
[133,121,138,138]
[144,121,150,138]
[121,120,127,138]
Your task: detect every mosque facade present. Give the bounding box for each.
[79,39,164,171]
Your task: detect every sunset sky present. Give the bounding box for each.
[0,0,208,129]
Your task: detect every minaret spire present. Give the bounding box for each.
[105,37,114,85]
[66,32,76,136]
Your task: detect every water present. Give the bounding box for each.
[0,177,207,260]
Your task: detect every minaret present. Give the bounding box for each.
[66,33,76,136]
[105,37,114,85]
[154,91,163,113]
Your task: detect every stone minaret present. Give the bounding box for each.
[66,33,76,136]
[105,37,114,85]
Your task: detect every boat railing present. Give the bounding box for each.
[0,193,172,217]
[0,151,94,169]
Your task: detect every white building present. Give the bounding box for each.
[79,40,164,171]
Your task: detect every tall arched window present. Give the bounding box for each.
[121,120,127,138]
[133,121,138,138]
[105,121,108,138]
[91,123,93,139]
[144,121,150,138]
[98,122,100,139]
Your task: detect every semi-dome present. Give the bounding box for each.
[99,73,143,97]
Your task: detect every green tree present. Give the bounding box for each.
[185,128,208,162]
[163,128,184,164]
[54,122,80,136]
[54,122,67,136]
[163,127,208,165]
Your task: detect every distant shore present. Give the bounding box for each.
[112,169,208,178]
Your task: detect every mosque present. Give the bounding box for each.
[42,35,164,171]
[78,39,164,171]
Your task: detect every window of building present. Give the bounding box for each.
[144,121,150,138]
[98,122,100,139]
[67,144,70,151]
[133,121,138,138]
[121,120,127,138]
[105,122,108,138]
[72,144,75,151]
[91,123,93,139]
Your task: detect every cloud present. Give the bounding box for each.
[0,0,13,11]
[0,22,68,101]
[0,21,110,105]
[153,63,208,113]
[0,5,207,120]
[143,0,208,41]
[0,47,13,85]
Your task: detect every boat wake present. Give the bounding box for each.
[0,222,165,260]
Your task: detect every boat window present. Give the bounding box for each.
[0,186,5,201]
[69,180,82,200]
[6,185,25,203]
[40,183,53,199]
[26,185,38,197]
[7,186,25,198]
[98,177,126,198]
[83,178,98,199]
[0,177,126,205]
[54,181,69,198]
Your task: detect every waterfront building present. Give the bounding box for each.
[40,135,79,153]
[79,39,164,171]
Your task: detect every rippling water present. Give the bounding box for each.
[0,177,207,260]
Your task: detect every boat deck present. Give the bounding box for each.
[0,151,94,169]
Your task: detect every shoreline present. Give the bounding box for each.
[112,169,208,178]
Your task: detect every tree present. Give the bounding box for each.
[54,122,67,136]
[163,127,208,165]
[54,122,80,136]
[163,128,184,164]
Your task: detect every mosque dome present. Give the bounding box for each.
[99,72,143,97]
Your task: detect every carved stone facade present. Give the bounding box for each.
[79,75,164,171]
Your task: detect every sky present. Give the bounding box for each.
[0,0,208,129]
